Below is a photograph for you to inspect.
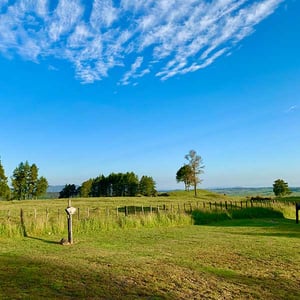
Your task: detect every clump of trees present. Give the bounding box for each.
[11,161,48,200]
[0,160,48,200]
[273,179,292,197]
[59,172,157,198]
[176,150,204,197]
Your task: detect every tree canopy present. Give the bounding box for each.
[273,179,291,197]
[0,160,10,200]
[11,161,48,200]
[183,150,204,197]
[176,165,192,191]
[78,172,156,198]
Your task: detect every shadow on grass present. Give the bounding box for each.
[190,208,300,238]
[204,265,300,300]
[26,236,61,245]
[0,255,168,300]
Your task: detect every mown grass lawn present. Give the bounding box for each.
[0,217,299,299]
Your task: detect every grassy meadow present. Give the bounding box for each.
[0,190,299,299]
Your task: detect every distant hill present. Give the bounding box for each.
[47,185,65,193]
[209,187,300,196]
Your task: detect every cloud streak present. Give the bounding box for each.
[0,0,284,84]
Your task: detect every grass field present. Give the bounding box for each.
[0,191,299,299]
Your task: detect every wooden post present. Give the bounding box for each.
[67,213,73,244]
[66,199,75,244]
[296,203,299,224]
[77,207,80,220]
[225,201,228,210]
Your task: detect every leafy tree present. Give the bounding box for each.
[139,176,156,196]
[122,172,139,196]
[80,178,94,197]
[0,159,10,200]
[11,161,48,200]
[176,165,192,191]
[184,150,204,197]
[11,161,31,200]
[28,164,38,198]
[35,176,48,198]
[273,179,291,197]
[59,184,78,198]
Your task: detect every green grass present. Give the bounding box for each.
[1,192,299,299]
[0,219,299,299]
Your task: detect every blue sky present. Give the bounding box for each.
[0,0,299,190]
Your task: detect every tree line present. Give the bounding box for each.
[59,172,156,198]
[0,160,48,200]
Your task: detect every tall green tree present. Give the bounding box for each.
[176,165,192,191]
[273,179,291,197]
[80,178,94,197]
[35,176,48,198]
[11,161,30,200]
[0,159,10,200]
[59,184,78,198]
[184,150,204,197]
[139,176,156,196]
[11,161,48,200]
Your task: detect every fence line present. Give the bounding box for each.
[0,199,295,222]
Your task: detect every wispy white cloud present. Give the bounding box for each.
[0,0,284,84]
[285,105,298,113]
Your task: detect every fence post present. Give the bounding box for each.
[296,203,299,224]
[225,201,227,210]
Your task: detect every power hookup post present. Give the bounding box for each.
[65,199,76,244]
